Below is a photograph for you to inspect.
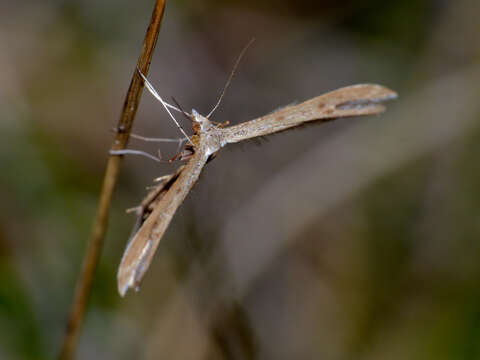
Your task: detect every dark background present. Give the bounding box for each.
[1,0,480,359]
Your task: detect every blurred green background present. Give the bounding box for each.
[1,0,480,359]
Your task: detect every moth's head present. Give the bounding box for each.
[191,109,213,133]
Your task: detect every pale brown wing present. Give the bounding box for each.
[117,150,208,296]
[222,84,397,144]
[125,165,185,248]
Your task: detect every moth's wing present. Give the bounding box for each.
[223,84,397,144]
[125,166,185,251]
[117,151,208,296]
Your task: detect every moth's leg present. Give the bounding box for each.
[126,206,142,215]
[154,174,173,183]
[169,152,182,163]
[169,148,194,162]
[110,149,166,162]
[175,138,184,154]
[112,127,187,145]
[129,133,187,145]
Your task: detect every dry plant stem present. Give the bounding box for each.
[58,1,166,359]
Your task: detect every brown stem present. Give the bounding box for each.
[58,1,166,359]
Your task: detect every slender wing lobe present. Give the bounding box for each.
[223,84,397,143]
[117,152,208,296]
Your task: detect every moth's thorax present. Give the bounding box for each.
[190,109,226,157]
[192,109,213,132]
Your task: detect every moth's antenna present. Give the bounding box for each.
[206,38,255,119]
[137,68,194,146]
[171,96,193,122]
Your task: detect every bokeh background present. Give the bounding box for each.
[1,0,480,359]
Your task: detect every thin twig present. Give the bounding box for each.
[58,1,167,359]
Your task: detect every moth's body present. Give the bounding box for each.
[192,111,226,157]
[117,83,397,296]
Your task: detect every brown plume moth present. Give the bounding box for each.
[113,50,397,296]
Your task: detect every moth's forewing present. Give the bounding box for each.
[222,84,397,144]
[117,151,208,296]
[126,165,185,246]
